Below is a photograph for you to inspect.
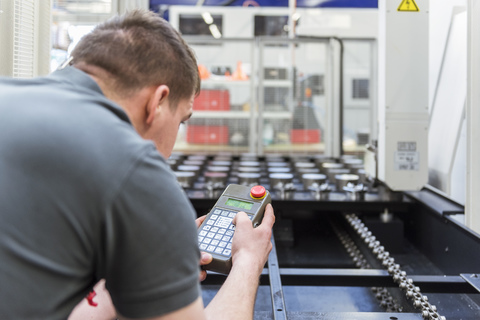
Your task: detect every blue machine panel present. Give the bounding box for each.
[150,0,377,9]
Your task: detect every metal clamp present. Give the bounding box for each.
[308,182,331,200]
[343,183,368,201]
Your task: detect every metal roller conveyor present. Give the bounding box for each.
[343,213,446,320]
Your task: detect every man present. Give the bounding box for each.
[0,9,275,320]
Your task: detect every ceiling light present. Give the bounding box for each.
[209,24,222,39]
[202,12,214,25]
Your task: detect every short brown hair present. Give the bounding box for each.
[71,9,200,110]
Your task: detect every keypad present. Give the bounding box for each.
[198,208,253,257]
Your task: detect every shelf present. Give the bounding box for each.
[200,79,290,87]
[191,110,291,120]
[201,78,251,86]
[173,142,366,155]
[191,111,251,119]
[173,142,249,154]
[263,79,291,87]
[263,111,291,119]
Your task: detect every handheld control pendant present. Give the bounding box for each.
[197,184,271,274]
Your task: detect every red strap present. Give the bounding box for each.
[86,290,98,307]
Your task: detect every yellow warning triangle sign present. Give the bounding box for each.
[397,0,420,12]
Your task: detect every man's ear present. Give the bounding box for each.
[146,85,170,125]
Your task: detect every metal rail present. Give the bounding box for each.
[268,234,287,320]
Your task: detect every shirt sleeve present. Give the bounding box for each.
[102,146,201,318]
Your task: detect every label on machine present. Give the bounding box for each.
[395,141,419,171]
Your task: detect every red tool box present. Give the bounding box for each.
[193,89,230,111]
[186,125,229,144]
[290,129,321,143]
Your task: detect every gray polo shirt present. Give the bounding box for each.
[0,67,200,319]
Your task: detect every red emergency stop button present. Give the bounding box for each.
[250,185,266,199]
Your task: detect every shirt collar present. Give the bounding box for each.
[49,65,105,95]
[48,66,132,124]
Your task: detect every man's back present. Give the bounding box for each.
[0,67,200,319]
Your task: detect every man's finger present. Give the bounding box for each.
[195,215,207,228]
[200,252,212,265]
[232,211,248,225]
[259,204,275,228]
[199,270,207,282]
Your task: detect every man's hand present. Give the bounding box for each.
[195,215,207,228]
[231,203,275,274]
[196,215,212,281]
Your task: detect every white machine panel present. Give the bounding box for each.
[428,10,467,196]
[375,0,429,190]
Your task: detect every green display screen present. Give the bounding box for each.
[225,198,253,210]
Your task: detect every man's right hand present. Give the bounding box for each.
[230,203,275,275]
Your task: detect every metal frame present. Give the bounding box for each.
[466,0,480,233]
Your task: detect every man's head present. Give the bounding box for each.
[71,9,200,110]
[71,10,199,157]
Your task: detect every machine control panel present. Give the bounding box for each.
[197,184,271,274]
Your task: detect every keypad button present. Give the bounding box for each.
[199,207,243,259]
[248,215,254,221]
[214,217,232,228]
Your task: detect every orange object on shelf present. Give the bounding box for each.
[198,64,210,80]
[230,61,248,81]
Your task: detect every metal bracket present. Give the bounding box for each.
[460,273,480,293]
